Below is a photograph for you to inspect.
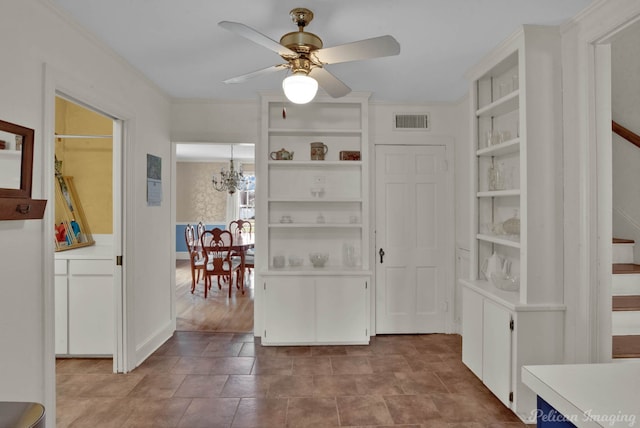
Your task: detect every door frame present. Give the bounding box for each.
[561,2,640,362]
[42,64,133,423]
[370,136,455,335]
[592,15,640,362]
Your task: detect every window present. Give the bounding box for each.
[239,174,255,220]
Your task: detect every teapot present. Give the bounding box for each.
[480,252,505,281]
[270,148,294,160]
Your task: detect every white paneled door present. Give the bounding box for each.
[375,145,448,333]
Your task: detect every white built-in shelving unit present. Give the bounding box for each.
[460,26,566,423]
[257,92,371,345]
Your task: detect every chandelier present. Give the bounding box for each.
[212,145,247,194]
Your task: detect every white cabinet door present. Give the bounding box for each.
[54,260,69,355]
[263,277,315,344]
[482,299,512,407]
[68,260,114,355]
[461,286,483,378]
[316,277,368,343]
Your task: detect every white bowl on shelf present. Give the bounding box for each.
[490,272,520,291]
[288,256,303,267]
[309,252,329,268]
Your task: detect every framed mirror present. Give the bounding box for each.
[0,119,34,198]
[0,119,46,220]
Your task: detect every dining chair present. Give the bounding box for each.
[228,219,254,280]
[229,219,252,236]
[184,224,205,293]
[197,221,206,242]
[200,228,242,298]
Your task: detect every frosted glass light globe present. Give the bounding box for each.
[282,73,318,104]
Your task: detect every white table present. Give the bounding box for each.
[522,363,640,427]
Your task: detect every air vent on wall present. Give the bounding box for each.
[393,113,430,130]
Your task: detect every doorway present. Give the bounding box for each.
[601,19,640,361]
[173,142,255,332]
[52,95,124,371]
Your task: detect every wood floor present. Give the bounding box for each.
[176,259,254,332]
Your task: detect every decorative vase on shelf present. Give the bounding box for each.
[502,209,520,236]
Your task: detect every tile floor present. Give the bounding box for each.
[56,332,530,427]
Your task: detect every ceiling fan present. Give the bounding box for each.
[219,8,401,103]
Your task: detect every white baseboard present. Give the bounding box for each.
[134,321,174,370]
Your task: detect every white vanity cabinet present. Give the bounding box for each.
[54,243,113,356]
[257,92,372,345]
[262,275,369,345]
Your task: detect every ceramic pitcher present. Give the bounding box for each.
[310,142,328,160]
[480,251,504,281]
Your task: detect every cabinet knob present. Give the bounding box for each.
[379,248,385,263]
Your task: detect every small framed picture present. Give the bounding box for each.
[339,151,361,161]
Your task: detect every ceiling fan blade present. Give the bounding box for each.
[218,21,298,58]
[309,68,351,98]
[223,64,288,84]
[313,35,401,65]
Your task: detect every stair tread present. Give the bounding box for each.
[613,264,640,274]
[613,238,635,244]
[612,295,640,311]
[612,335,640,358]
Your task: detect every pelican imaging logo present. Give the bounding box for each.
[531,408,637,427]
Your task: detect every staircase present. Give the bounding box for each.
[612,238,640,359]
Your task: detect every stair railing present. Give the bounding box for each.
[612,121,640,149]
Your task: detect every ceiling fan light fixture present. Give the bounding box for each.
[282,72,318,104]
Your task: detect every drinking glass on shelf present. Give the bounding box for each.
[273,255,285,268]
[495,162,505,190]
[488,162,503,191]
[343,243,357,267]
[500,131,511,143]
[488,164,497,191]
[485,130,495,147]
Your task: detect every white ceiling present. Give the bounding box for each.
[50,0,594,104]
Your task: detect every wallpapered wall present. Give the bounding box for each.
[176,161,254,223]
[55,97,113,233]
[176,161,227,222]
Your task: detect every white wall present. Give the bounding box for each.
[611,23,640,263]
[369,101,462,332]
[0,1,172,425]
[172,99,463,332]
[171,99,260,144]
[452,95,471,331]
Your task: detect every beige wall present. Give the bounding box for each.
[55,97,113,233]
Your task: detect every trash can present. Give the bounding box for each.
[0,402,45,428]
